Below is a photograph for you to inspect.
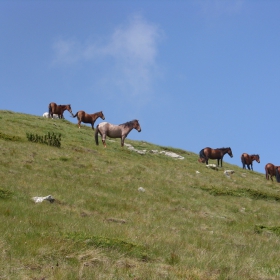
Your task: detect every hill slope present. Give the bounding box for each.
[0,110,280,280]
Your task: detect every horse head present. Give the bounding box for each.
[66,104,73,116]
[254,154,260,163]
[99,111,105,120]
[227,147,233,158]
[133,120,141,132]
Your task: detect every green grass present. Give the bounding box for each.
[1,110,280,279]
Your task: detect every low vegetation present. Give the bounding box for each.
[26,132,62,147]
[0,110,280,279]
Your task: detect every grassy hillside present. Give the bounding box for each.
[1,110,280,280]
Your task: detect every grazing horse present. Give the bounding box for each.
[198,147,233,167]
[265,163,280,182]
[95,119,141,148]
[43,112,59,119]
[72,110,105,130]
[48,102,73,119]
[241,153,260,170]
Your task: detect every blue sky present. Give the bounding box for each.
[1,0,280,174]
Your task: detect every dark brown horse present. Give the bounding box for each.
[198,147,233,167]
[241,153,260,170]
[265,163,280,182]
[48,102,73,119]
[72,110,105,130]
[95,119,141,148]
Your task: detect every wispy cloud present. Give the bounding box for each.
[198,0,243,16]
[52,15,163,101]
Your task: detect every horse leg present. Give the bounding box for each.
[121,136,125,147]
[102,135,107,148]
[102,140,107,148]
[247,164,250,170]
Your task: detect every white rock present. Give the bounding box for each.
[32,195,55,203]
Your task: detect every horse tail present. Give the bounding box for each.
[199,149,206,159]
[72,112,78,118]
[198,149,206,163]
[48,103,52,115]
[276,167,280,183]
[241,154,245,169]
[95,125,99,145]
[265,164,270,180]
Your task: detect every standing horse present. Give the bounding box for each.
[72,110,105,130]
[198,147,233,167]
[265,163,280,182]
[95,119,141,148]
[241,153,260,170]
[48,102,73,119]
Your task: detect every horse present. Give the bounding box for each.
[265,163,280,182]
[48,102,73,119]
[95,119,141,148]
[198,147,233,167]
[72,110,105,130]
[241,153,260,170]
[43,112,59,119]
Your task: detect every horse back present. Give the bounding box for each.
[78,111,96,122]
[204,147,222,159]
[98,122,122,138]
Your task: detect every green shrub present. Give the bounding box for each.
[26,132,61,147]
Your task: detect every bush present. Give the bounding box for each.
[26,132,61,147]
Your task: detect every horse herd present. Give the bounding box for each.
[198,147,280,182]
[45,102,278,182]
[45,102,141,148]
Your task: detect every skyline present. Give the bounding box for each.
[1,1,280,174]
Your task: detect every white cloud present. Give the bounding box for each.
[198,0,243,16]
[52,15,163,101]
[52,39,83,64]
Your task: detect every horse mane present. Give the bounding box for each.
[119,120,137,128]
[216,147,230,151]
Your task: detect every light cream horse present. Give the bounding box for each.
[95,119,141,147]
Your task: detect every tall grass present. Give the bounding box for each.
[0,110,280,279]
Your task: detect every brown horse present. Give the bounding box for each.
[72,110,105,130]
[95,119,141,148]
[241,153,260,170]
[48,102,73,119]
[265,163,280,182]
[198,147,233,167]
